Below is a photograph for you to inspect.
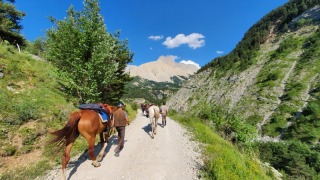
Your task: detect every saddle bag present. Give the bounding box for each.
[78,103,104,112]
[78,103,110,122]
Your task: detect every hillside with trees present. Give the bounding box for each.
[0,0,26,47]
[168,0,320,179]
[1,0,320,179]
[0,0,136,179]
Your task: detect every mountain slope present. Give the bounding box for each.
[168,5,320,138]
[126,55,199,83]
[167,2,320,179]
[124,56,199,104]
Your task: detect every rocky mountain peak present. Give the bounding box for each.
[125,56,200,82]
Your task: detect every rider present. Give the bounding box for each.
[160,102,168,127]
[111,102,129,156]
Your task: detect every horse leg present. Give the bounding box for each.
[61,141,74,180]
[150,118,154,138]
[154,117,158,135]
[97,133,107,162]
[87,137,101,167]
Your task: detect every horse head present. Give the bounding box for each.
[99,103,118,115]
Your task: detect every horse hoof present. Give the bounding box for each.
[92,161,101,167]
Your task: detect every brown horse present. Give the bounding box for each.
[140,103,148,116]
[48,103,118,180]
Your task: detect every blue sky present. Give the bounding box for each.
[15,0,288,68]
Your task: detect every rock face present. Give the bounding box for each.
[289,5,320,28]
[125,56,199,82]
[166,18,320,140]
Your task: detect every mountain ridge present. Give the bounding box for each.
[125,55,199,83]
[166,2,320,178]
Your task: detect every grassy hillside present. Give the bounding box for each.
[0,42,75,178]
[0,41,275,179]
[167,1,320,179]
[170,111,278,180]
[123,76,184,105]
[0,42,137,179]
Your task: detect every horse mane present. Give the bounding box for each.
[48,111,81,158]
[99,103,118,114]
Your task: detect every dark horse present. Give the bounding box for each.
[48,103,118,180]
[140,103,148,116]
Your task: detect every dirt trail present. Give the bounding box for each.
[41,110,203,180]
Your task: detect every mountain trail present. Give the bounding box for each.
[39,110,203,180]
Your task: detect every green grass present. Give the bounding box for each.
[0,42,83,179]
[170,113,274,180]
[0,160,52,180]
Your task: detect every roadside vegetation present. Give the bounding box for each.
[0,0,136,179]
[168,0,320,179]
[170,110,276,180]
[2,0,320,179]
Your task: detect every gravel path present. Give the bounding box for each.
[41,110,203,180]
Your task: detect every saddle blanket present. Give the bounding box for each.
[78,103,110,122]
[98,111,110,122]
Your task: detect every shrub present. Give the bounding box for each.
[20,128,38,145]
[130,102,138,111]
[267,72,279,81]
[0,144,17,156]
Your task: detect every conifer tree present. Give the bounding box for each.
[0,0,26,45]
[45,0,133,104]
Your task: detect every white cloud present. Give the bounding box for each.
[216,50,224,54]
[148,35,163,41]
[162,33,205,49]
[179,60,201,69]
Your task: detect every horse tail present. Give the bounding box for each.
[48,111,81,157]
[155,107,160,119]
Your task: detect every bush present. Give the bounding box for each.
[131,102,138,111]
[267,72,279,81]
[0,144,17,156]
[258,141,320,179]
[20,128,38,145]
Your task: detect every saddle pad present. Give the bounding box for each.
[98,111,110,123]
[78,103,103,111]
[79,103,110,122]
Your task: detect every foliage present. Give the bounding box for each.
[0,41,75,161]
[299,28,320,63]
[0,143,17,156]
[258,141,320,179]
[0,160,52,180]
[197,104,257,144]
[45,0,133,104]
[123,76,181,105]
[123,102,137,123]
[199,0,320,76]
[292,18,314,29]
[270,36,301,60]
[171,113,274,179]
[0,0,26,45]
[282,83,320,143]
[25,37,46,57]
[130,102,139,111]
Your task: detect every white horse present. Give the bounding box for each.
[148,105,160,138]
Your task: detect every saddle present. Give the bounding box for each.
[78,103,110,122]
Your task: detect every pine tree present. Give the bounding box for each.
[45,0,133,104]
[0,0,26,45]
